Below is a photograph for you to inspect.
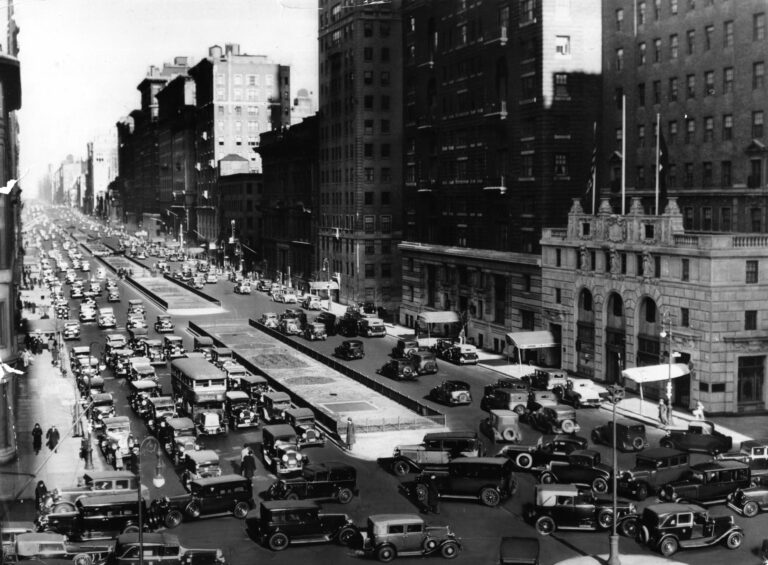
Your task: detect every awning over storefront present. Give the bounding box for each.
[310,281,339,290]
[622,363,690,383]
[417,311,460,325]
[23,319,59,334]
[505,330,559,350]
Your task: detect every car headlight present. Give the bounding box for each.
[282,454,289,462]
[296,453,303,460]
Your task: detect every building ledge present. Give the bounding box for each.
[722,333,768,343]
[398,241,541,267]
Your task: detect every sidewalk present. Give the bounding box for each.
[555,554,686,565]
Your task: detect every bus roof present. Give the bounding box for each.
[171,357,226,380]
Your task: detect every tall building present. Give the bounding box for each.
[399,0,601,350]
[84,130,118,218]
[189,44,290,242]
[218,154,262,272]
[602,0,768,230]
[317,0,403,311]
[291,88,315,124]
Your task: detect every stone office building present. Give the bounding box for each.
[541,196,768,415]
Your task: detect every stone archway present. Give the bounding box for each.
[604,292,626,384]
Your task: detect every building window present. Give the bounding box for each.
[381,263,391,278]
[521,154,534,177]
[653,80,661,104]
[556,248,562,266]
[364,215,375,233]
[681,307,690,327]
[616,8,624,30]
[521,309,535,330]
[684,207,694,229]
[555,288,561,304]
[381,215,392,234]
[381,167,391,182]
[704,71,714,95]
[364,168,374,182]
[638,83,646,105]
[364,47,373,60]
[685,118,695,143]
[654,38,662,62]
[682,258,690,281]
[704,117,714,141]
[753,207,763,232]
[670,34,679,59]
[747,260,759,283]
[754,111,765,137]
[755,62,766,89]
[616,48,624,71]
[723,67,734,93]
[521,0,535,23]
[638,1,646,24]
[365,241,375,255]
[638,42,646,65]
[638,124,646,146]
[724,20,734,47]
[722,161,732,186]
[703,162,713,187]
[380,71,390,86]
[686,74,695,98]
[364,263,375,278]
[756,12,766,40]
[668,77,678,101]
[703,205,712,228]
[669,120,678,143]
[364,143,373,157]
[684,162,694,187]
[686,29,695,54]
[746,310,758,331]
[555,35,571,57]
[637,165,646,188]
[671,0,678,14]
[381,143,390,158]
[705,25,714,50]
[723,115,733,140]
[721,207,732,230]
[554,153,568,176]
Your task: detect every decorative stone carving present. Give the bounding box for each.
[579,245,591,270]
[642,250,654,278]
[570,198,585,215]
[609,246,620,275]
[663,196,682,216]
[598,198,613,215]
[630,197,643,215]
[606,215,627,242]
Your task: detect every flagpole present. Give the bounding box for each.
[655,112,660,215]
[592,122,597,215]
[621,94,626,215]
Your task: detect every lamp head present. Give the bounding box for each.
[660,330,668,338]
[152,475,165,488]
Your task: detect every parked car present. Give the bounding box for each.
[657,460,751,505]
[391,431,485,477]
[154,315,175,333]
[192,336,215,360]
[106,532,226,565]
[553,378,607,408]
[717,439,768,476]
[498,434,589,471]
[315,312,338,336]
[145,396,176,432]
[180,449,222,489]
[357,317,386,337]
[261,424,307,475]
[259,312,279,329]
[234,282,252,294]
[525,369,569,391]
[481,388,530,415]
[282,290,298,304]
[442,344,479,365]
[142,339,165,365]
[357,514,462,561]
[335,339,364,360]
[62,320,81,340]
[391,338,419,359]
[225,390,259,429]
[97,308,116,329]
[537,449,613,493]
[150,475,254,527]
[617,447,691,501]
[660,421,732,455]
[378,359,417,381]
[278,317,302,336]
[526,390,559,412]
[88,392,116,428]
[97,416,133,469]
[528,406,580,435]
[244,500,357,551]
[303,321,327,341]
[163,335,186,360]
[727,483,768,517]
[429,380,472,406]
[37,471,145,514]
[126,379,160,417]
[261,391,292,424]
[479,409,522,443]
[266,461,358,504]
[591,420,649,452]
[8,532,112,564]
[284,407,325,448]
[525,484,638,536]
[410,351,439,375]
[210,347,233,369]
[412,458,517,507]
[635,502,743,557]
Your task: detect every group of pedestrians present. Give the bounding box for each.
[31,422,60,455]
[658,398,706,425]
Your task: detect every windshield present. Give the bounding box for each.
[683,470,705,483]
[634,457,661,470]
[94,398,112,406]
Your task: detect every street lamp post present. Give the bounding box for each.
[137,436,165,565]
[660,310,675,427]
[606,384,625,565]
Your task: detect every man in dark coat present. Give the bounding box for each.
[32,423,43,454]
[45,425,60,453]
[426,475,440,514]
[241,448,257,480]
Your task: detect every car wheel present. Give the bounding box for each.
[392,459,410,477]
[164,509,183,528]
[423,537,438,551]
[337,487,354,504]
[597,509,614,529]
[268,531,290,551]
[659,536,679,557]
[440,541,460,559]
[457,393,470,404]
[535,516,556,535]
[376,544,396,563]
[284,492,300,501]
[513,404,527,416]
[620,517,639,538]
[184,501,201,519]
[52,501,76,513]
[561,419,576,434]
[635,483,649,501]
[515,453,534,469]
[122,524,140,534]
[539,472,555,484]
[659,439,675,449]
[414,483,429,502]
[591,430,602,445]
[337,525,357,545]
[480,487,501,507]
[725,530,743,549]
[572,398,581,410]
[742,500,760,517]
[592,477,609,494]
[233,501,250,519]
[632,437,645,451]
[73,554,93,565]
[502,428,518,442]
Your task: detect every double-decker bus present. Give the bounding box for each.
[171,358,228,434]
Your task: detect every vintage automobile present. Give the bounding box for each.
[660,421,733,455]
[210,347,234,369]
[357,513,462,561]
[127,327,149,355]
[105,334,129,357]
[158,416,200,464]
[205,272,217,283]
[193,404,227,437]
[180,449,222,489]
[163,335,186,360]
[129,357,157,383]
[126,299,145,317]
[412,458,517,507]
[392,431,485,477]
[278,317,302,336]
[717,439,768,477]
[35,493,152,541]
[154,314,175,333]
[481,388,531,415]
[302,296,322,310]
[56,304,71,320]
[142,339,165,365]
[410,351,439,376]
[107,288,120,302]
[63,320,81,340]
[335,339,365,360]
[79,306,96,323]
[193,336,215,360]
[145,396,177,430]
[225,390,259,429]
[261,391,293,424]
[234,281,252,294]
[528,406,581,435]
[617,447,691,501]
[391,338,420,359]
[357,317,386,338]
[97,416,133,469]
[479,409,522,443]
[110,349,135,378]
[38,471,146,514]
[71,285,84,299]
[553,378,607,408]
[284,407,325,448]
[429,380,472,406]
[262,425,307,475]
[525,369,569,392]
[314,312,338,335]
[498,537,540,565]
[527,390,560,412]
[96,307,116,329]
[727,483,768,517]
[266,461,358,504]
[498,434,589,471]
[635,502,744,556]
[259,312,279,329]
[303,321,327,341]
[106,533,226,565]
[245,500,357,551]
[526,484,638,536]
[377,359,417,381]
[538,449,614,493]
[88,392,116,428]
[8,532,113,565]
[591,420,649,452]
[282,289,298,304]
[126,379,160,417]
[0,521,35,559]
[151,475,254,527]
[443,344,479,365]
[239,374,272,407]
[657,460,751,505]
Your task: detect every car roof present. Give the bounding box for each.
[167,417,194,428]
[285,407,314,418]
[78,492,140,506]
[240,374,268,384]
[261,499,320,511]
[130,379,158,390]
[91,392,113,402]
[304,461,354,473]
[645,502,706,516]
[443,380,470,388]
[638,447,687,458]
[117,532,180,546]
[691,460,748,471]
[145,339,162,346]
[102,416,130,424]
[190,474,248,487]
[368,513,424,524]
[83,470,136,480]
[424,431,478,441]
[451,457,510,467]
[490,409,519,418]
[186,449,219,463]
[263,424,297,436]
[741,439,768,449]
[194,336,214,344]
[264,391,291,401]
[535,483,579,496]
[226,391,250,400]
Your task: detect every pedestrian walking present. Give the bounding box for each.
[426,474,440,514]
[240,444,251,463]
[31,423,43,454]
[21,348,31,368]
[45,425,60,453]
[34,480,47,511]
[345,417,356,451]
[50,337,58,365]
[658,398,668,426]
[692,400,705,420]
[241,449,257,480]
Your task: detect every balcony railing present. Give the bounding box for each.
[484,26,508,46]
[483,100,507,119]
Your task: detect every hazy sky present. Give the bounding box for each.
[14,0,319,194]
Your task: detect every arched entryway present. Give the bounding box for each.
[604,292,626,383]
[636,296,660,366]
[576,288,595,378]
